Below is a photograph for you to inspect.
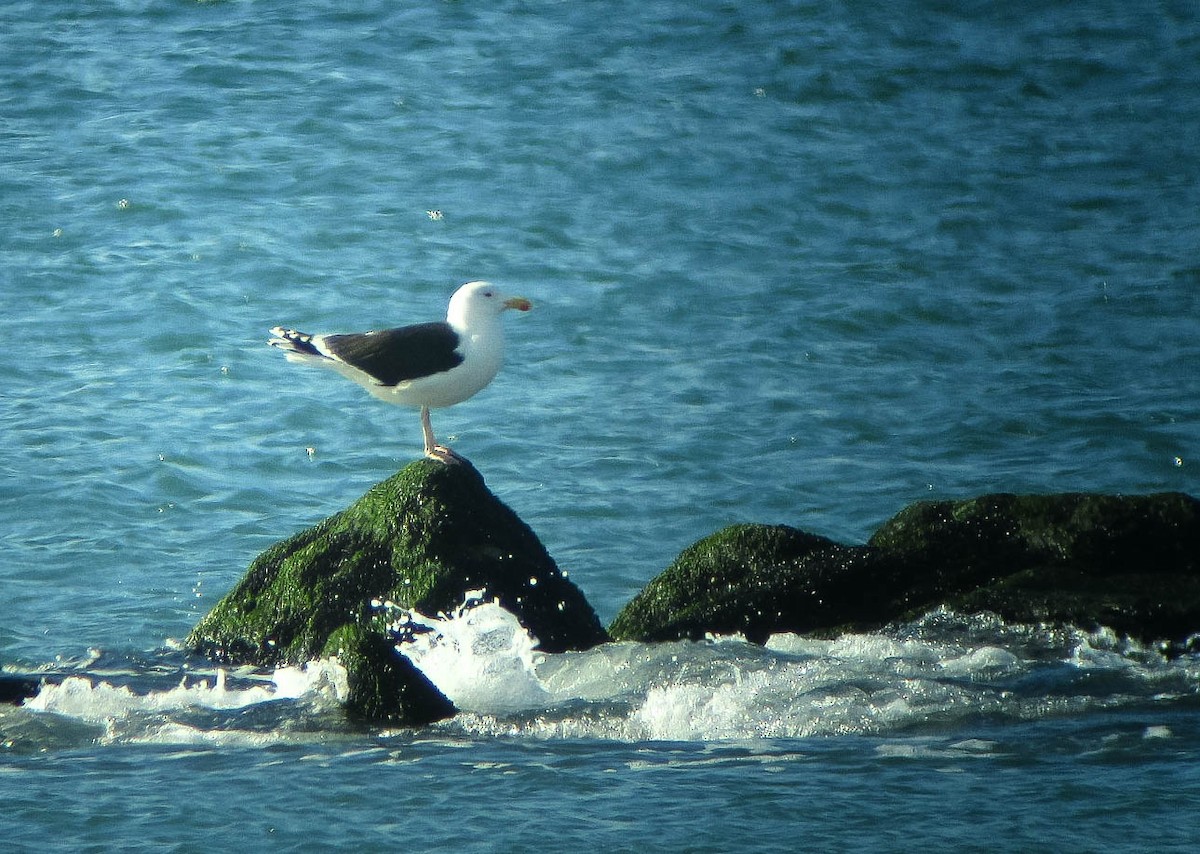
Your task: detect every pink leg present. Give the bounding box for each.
[421,406,464,463]
[420,406,437,456]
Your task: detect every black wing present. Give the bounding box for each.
[322,322,463,386]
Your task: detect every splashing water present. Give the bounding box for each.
[378,592,551,714]
[25,663,344,720]
[14,604,1200,746]
[409,605,1200,742]
[19,661,349,747]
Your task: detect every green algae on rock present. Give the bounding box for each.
[321,624,455,724]
[607,524,865,644]
[610,493,1200,651]
[188,458,608,723]
[868,492,1200,647]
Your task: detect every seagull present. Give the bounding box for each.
[268,281,531,461]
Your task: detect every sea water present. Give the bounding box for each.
[3,1,1200,851]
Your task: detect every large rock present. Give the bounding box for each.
[607,524,883,644]
[322,624,456,724]
[870,492,1200,646]
[188,458,608,723]
[609,493,1200,650]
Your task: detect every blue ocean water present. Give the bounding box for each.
[3,0,1199,850]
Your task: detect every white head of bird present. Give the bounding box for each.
[447,281,533,333]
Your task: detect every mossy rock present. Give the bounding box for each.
[608,524,879,644]
[611,493,1200,649]
[321,624,455,725]
[188,458,607,723]
[871,492,1200,643]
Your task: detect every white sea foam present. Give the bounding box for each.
[432,609,1200,742]
[23,660,348,726]
[625,653,989,741]
[385,596,551,714]
[19,603,1200,746]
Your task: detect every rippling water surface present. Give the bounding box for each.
[3,1,1199,850]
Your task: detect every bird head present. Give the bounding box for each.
[448,281,532,327]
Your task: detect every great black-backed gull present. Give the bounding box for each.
[268,281,531,461]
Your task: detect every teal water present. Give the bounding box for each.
[3,1,1200,850]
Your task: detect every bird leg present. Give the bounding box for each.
[421,405,464,464]
[420,406,437,455]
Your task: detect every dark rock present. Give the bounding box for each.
[188,458,607,724]
[322,624,456,724]
[610,492,1200,649]
[0,674,43,705]
[870,492,1200,644]
[609,524,864,643]
[609,523,917,643]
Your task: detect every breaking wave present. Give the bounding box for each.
[12,602,1200,748]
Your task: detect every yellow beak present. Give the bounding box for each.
[505,297,532,312]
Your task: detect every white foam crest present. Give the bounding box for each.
[24,611,1197,744]
[438,631,1017,740]
[23,660,348,725]
[534,639,738,703]
[625,655,974,740]
[940,646,1022,678]
[396,599,551,714]
[273,659,349,703]
[126,722,299,749]
[633,678,774,741]
[768,631,1022,682]
[419,615,1200,742]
